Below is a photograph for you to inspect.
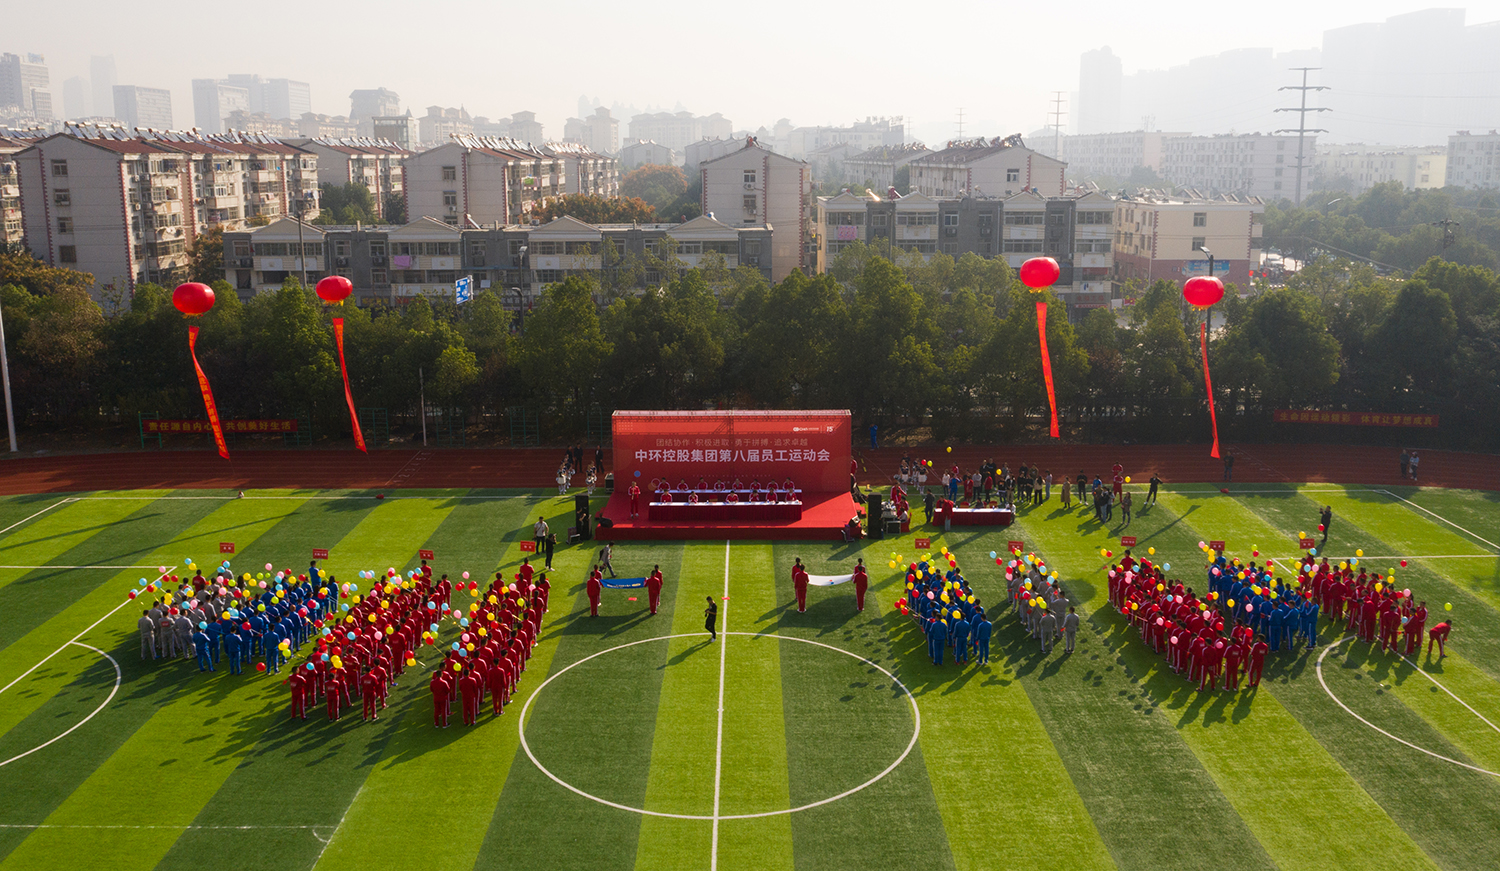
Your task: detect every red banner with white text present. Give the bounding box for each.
[612,410,851,491]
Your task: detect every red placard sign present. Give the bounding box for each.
[1208,541,1226,552]
[312,548,329,560]
[1299,538,1316,549]
[915,538,931,550]
[418,549,435,561]
[519,541,536,553]
[1121,536,1137,547]
[219,542,235,554]
[1008,540,1025,553]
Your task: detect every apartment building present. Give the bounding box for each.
[781,117,904,160]
[191,79,250,134]
[629,111,732,152]
[297,113,359,139]
[1316,144,1447,192]
[418,106,473,146]
[700,139,810,282]
[816,188,1118,314]
[402,135,564,227]
[683,137,741,172]
[0,53,51,121]
[222,213,773,305]
[619,140,676,170]
[544,142,619,198]
[288,137,409,220]
[1159,133,1310,201]
[372,114,418,151]
[843,143,929,192]
[1060,130,1187,180]
[1445,130,1500,190]
[350,88,401,135]
[1112,192,1264,289]
[0,134,28,244]
[113,85,174,131]
[224,76,311,121]
[908,136,1066,199]
[224,111,298,137]
[563,106,619,155]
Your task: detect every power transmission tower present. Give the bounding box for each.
[1430,219,1459,257]
[956,107,965,140]
[1274,67,1329,206]
[1049,92,1067,160]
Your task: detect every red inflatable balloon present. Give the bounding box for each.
[172,282,215,316]
[1019,257,1060,289]
[1182,276,1225,308]
[315,275,353,304]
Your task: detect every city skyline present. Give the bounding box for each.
[8,0,1500,147]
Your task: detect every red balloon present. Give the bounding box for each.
[1018,257,1060,289]
[172,282,216,316]
[315,275,353,303]
[1182,276,1225,308]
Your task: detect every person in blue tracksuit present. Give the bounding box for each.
[224,629,245,675]
[1301,600,1320,648]
[927,617,948,665]
[1267,606,1284,652]
[951,613,971,663]
[205,620,223,666]
[193,626,214,672]
[973,612,992,665]
[264,628,285,674]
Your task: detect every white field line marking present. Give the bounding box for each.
[1379,489,1500,553]
[0,568,169,697]
[1164,488,1388,496]
[75,495,544,501]
[311,783,364,866]
[517,632,921,820]
[0,824,331,832]
[0,643,120,768]
[0,498,75,537]
[710,540,729,871]
[0,565,163,570]
[1316,635,1500,778]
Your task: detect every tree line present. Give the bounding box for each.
[1,239,1497,450]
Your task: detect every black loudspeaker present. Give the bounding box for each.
[604,472,615,494]
[574,493,592,541]
[866,493,884,540]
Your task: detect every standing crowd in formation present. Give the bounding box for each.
[897,553,993,666]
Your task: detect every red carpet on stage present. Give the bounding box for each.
[597,488,861,541]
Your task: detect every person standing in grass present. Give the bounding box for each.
[1319,506,1333,545]
[1060,477,1071,510]
[1147,473,1161,505]
[533,516,549,552]
[1062,606,1079,653]
[1409,451,1420,481]
[973,610,992,664]
[1120,491,1133,529]
[705,596,718,641]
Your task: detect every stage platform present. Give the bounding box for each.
[597,487,861,541]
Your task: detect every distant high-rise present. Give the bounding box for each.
[113,85,174,130]
[89,56,116,119]
[192,79,250,133]
[223,75,311,121]
[0,52,51,119]
[62,76,88,119]
[350,88,401,121]
[1077,47,1122,135]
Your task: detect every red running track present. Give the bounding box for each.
[0,443,1494,496]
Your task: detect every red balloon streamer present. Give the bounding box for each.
[1036,300,1060,438]
[332,318,367,453]
[187,326,229,459]
[1201,321,1220,459]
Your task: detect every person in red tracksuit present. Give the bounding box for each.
[646,567,663,615]
[1247,638,1269,687]
[431,669,454,727]
[1224,641,1246,690]
[587,569,603,617]
[1379,605,1402,653]
[487,657,510,714]
[1428,620,1453,657]
[1360,595,1379,643]
[361,670,382,720]
[1404,603,1427,656]
[852,560,868,611]
[460,670,481,725]
[325,669,350,721]
[794,564,810,613]
[1200,641,1224,692]
[288,670,310,720]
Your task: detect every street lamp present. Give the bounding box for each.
[0,294,17,452]
[512,243,529,332]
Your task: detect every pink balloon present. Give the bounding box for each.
[462,571,470,580]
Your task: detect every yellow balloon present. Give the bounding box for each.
[1228,599,1236,608]
[1050,571,1058,579]
[888,561,897,569]
[1125,476,1131,483]
[1148,547,1155,555]
[1356,548,1364,557]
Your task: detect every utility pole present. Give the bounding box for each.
[1049,92,1067,160]
[1431,219,1459,257]
[956,107,965,140]
[0,295,17,452]
[1274,67,1330,207]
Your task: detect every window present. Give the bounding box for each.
[1192,212,1207,227]
[1274,168,1284,177]
[942,213,959,227]
[825,212,864,226]
[896,212,937,225]
[745,240,761,255]
[56,217,72,234]
[1075,211,1112,225]
[535,269,564,284]
[1275,155,1284,164]
[369,240,386,257]
[371,269,388,284]
[904,241,937,254]
[441,166,457,181]
[58,245,76,263]
[1002,240,1043,253]
[1192,237,1206,251]
[743,170,756,184]
[233,241,251,257]
[531,241,559,255]
[1006,168,1020,182]
[872,213,887,227]
[743,195,757,213]
[1074,239,1111,254]
[1003,212,1044,225]
[1277,141,1286,150]
[942,242,958,254]
[469,242,487,265]
[443,191,458,207]
[50,160,67,177]
[335,240,351,257]
[1274,181,1283,190]
[54,190,70,206]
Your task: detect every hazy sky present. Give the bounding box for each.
[13,0,1500,144]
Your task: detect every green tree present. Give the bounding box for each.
[1216,287,1341,410]
[515,276,611,411]
[0,281,106,421]
[532,194,654,225]
[186,226,225,285]
[980,286,1090,435]
[315,183,380,225]
[620,164,688,211]
[735,270,848,407]
[601,270,726,409]
[1372,279,1457,404]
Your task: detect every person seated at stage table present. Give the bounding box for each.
[714,479,728,491]
[688,492,700,503]
[769,483,782,503]
[698,477,709,491]
[726,490,740,503]
[783,478,797,498]
[732,477,744,490]
[750,480,762,501]
[677,478,690,492]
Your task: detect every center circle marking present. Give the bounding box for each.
[518,631,922,819]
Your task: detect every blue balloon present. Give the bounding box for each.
[321,653,330,662]
[427,601,437,610]
[459,618,470,627]
[634,470,641,477]
[1309,548,1318,556]
[346,631,356,641]
[306,662,316,671]
[989,551,997,559]
[139,578,148,587]
[458,648,468,657]
[199,621,207,629]
[451,642,461,651]
[184,558,192,565]
[430,623,439,632]
[1163,563,1171,571]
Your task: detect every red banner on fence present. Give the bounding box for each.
[332,318,367,453]
[188,326,229,460]
[1274,410,1439,428]
[612,410,851,492]
[144,419,298,434]
[219,542,235,554]
[312,548,329,560]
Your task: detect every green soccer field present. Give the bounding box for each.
[0,483,1497,871]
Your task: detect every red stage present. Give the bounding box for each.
[603,410,856,540]
[599,488,860,541]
